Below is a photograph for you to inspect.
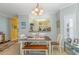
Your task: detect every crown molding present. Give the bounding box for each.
[59,3,77,11]
[0,12,12,18]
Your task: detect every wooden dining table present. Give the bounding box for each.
[18,36,52,55]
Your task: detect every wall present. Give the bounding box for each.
[49,13,57,41]
[76,4,79,39]
[56,11,60,34]
[0,15,10,41]
[18,15,29,37]
[30,13,58,41]
[60,4,78,47]
[18,13,57,41]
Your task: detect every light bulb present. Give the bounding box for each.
[40,9,43,13]
[35,8,39,12]
[34,12,37,16]
[39,12,42,16]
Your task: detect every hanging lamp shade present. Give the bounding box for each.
[32,3,44,16]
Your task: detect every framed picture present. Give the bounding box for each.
[21,22,26,29]
[21,22,26,26]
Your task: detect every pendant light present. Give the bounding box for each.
[32,3,44,16]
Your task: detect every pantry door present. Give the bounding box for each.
[10,17,18,41]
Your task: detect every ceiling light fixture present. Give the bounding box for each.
[32,3,44,16]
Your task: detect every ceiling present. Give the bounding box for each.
[0,3,73,17]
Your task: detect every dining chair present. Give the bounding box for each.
[51,33,62,54]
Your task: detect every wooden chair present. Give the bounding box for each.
[22,45,48,55]
[51,33,62,54]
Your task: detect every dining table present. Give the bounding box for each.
[18,36,52,55]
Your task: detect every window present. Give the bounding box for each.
[64,15,74,41]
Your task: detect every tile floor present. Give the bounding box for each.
[0,42,67,55]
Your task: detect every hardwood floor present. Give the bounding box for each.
[0,42,67,55]
[0,42,19,55]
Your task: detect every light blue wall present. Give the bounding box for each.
[0,16,9,41]
[76,4,79,38]
[29,14,57,41]
[49,14,57,41]
[18,16,28,36]
[60,4,78,47]
[18,14,57,41]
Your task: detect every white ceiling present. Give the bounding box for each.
[0,3,73,17]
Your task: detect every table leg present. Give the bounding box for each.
[20,42,23,55]
[48,41,51,55]
[52,45,53,55]
[46,50,48,55]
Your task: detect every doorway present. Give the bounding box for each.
[10,16,18,41]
